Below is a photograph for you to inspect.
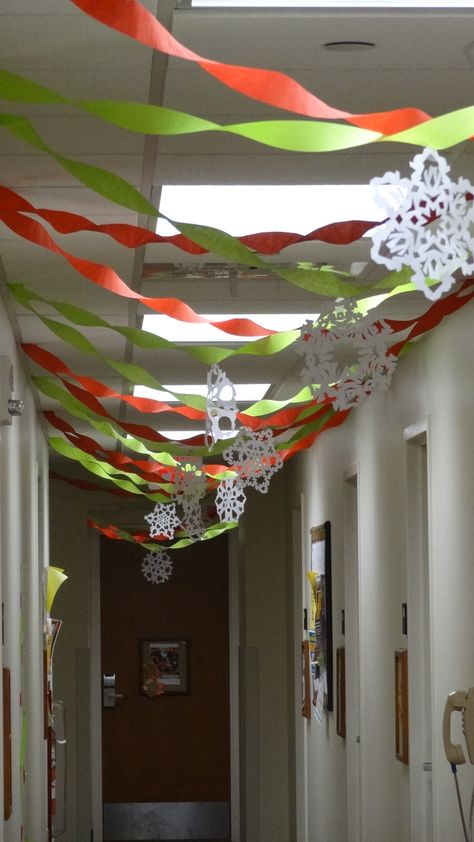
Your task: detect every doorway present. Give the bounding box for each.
[97,533,233,841]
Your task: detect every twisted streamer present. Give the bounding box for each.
[68,0,431,134]
[0,184,378,255]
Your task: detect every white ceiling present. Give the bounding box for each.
[0,1,473,455]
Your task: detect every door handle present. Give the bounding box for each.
[103,673,126,708]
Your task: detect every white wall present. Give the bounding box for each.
[298,299,474,842]
[0,299,50,842]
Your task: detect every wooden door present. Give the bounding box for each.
[100,534,231,840]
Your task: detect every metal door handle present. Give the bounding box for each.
[103,673,126,708]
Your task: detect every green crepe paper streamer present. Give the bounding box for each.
[0,113,156,217]
[5,68,474,153]
[48,436,174,500]
[26,308,313,418]
[9,284,301,364]
[0,69,379,152]
[91,517,237,552]
[381,105,474,150]
[0,110,362,299]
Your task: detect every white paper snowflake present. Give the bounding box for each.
[223,427,283,494]
[296,302,397,411]
[215,478,247,523]
[370,147,474,300]
[141,550,173,585]
[144,502,181,539]
[181,503,207,541]
[329,348,398,411]
[173,463,207,510]
[206,364,238,448]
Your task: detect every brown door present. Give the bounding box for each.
[100,534,231,841]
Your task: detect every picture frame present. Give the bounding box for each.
[309,521,333,712]
[140,639,189,697]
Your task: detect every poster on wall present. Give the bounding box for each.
[308,521,333,714]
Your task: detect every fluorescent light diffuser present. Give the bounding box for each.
[192,1,474,6]
[157,185,388,238]
[142,312,319,342]
[134,383,271,402]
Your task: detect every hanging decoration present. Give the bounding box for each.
[172,462,208,541]
[370,147,474,300]
[223,427,283,494]
[144,503,181,540]
[296,299,398,411]
[206,364,239,448]
[1,0,474,557]
[215,478,247,525]
[141,550,173,585]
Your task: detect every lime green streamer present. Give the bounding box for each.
[3,69,474,153]
[0,110,361,298]
[90,517,238,552]
[9,283,301,364]
[48,436,173,500]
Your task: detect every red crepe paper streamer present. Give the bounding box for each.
[0,186,381,256]
[0,209,275,338]
[70,0,430,134]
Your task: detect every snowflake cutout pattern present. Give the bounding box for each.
[296,302,397,411]
[329,346,398,412]
[173,463,207,511]
[141,550,173,585]
[144,502,181,539]
[370,147,474,300]
[223,427,283,494]
[206,364,238,448]
[215,478,247,523]
[181,503,207,541]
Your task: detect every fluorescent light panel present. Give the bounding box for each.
[142,312,318,342]
[157,184,387,238]
[134,383,271,402]
[192,0,472,7]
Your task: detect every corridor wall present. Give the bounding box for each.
[297,300,474,842]
[0,294,50,842]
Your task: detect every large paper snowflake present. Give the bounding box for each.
[144,502,181,539]
[370,147,474,300]
[206,364,238,448]
[223,427,283,494]
[215,478,247,523]
[173,463,207,540]
[296,301,397,411]
[141,550,173,585]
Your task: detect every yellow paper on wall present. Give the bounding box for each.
[46,566,68,613]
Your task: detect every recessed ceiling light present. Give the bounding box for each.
[323,41,375,51]
[142,313,319,342]
[134,383,271,403]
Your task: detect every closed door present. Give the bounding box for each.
[100,534,231,841]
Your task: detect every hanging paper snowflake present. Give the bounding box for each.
[206,364,238,448]
[141,550,173,585]
[144,502,181,539]
[223,427,283,494]
[370,147,474,300]
[173,462,207,510]
[296,301,397,411]
[329,346,398,411]
[181,503,207,541]
[215,477,247,523]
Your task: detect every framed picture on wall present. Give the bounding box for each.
[140,639,189,697]
[308,521,333,712]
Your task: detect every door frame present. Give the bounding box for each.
[89,527,241,842]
